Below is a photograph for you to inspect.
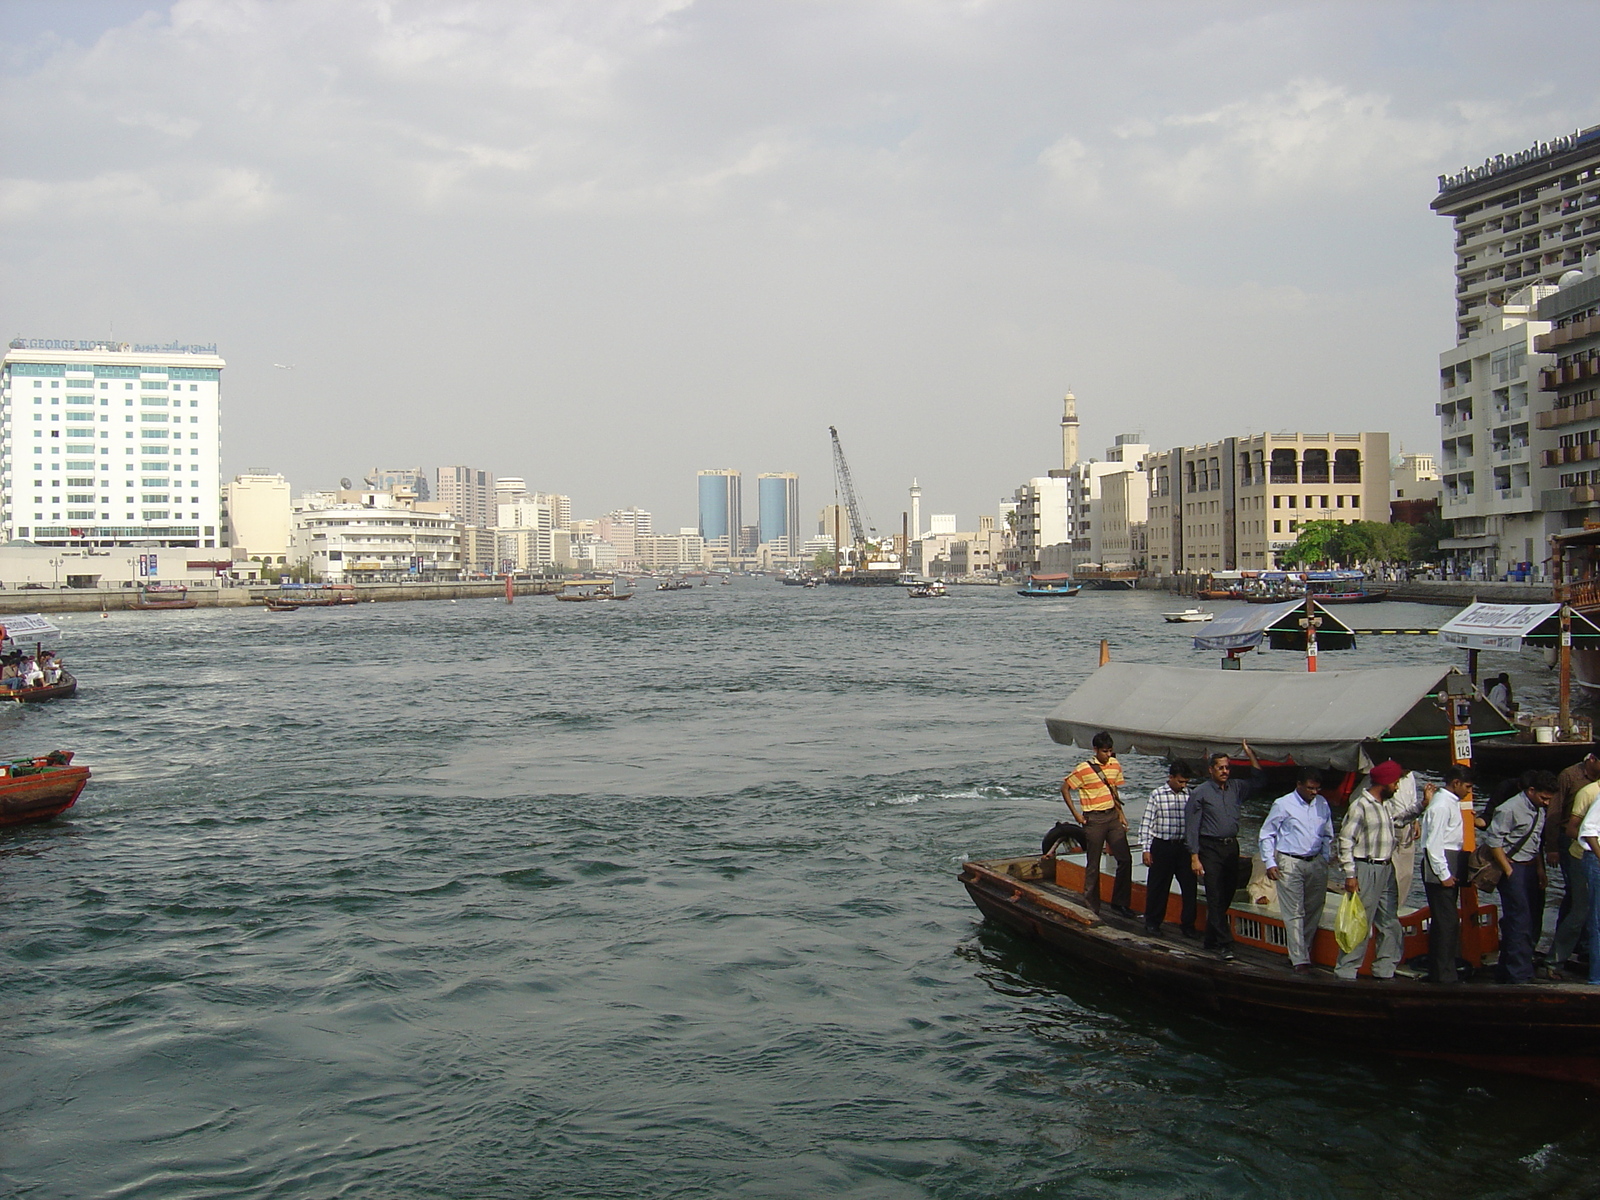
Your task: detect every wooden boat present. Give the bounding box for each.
[960,852,1600,1087]
[1311,589,1392,604]
[556,579,633,602]
[1016,574,1082,598]
[265,600,300,612]
[269,584,358,608]
[1552,527,1600,689]
[1162,608,1213,623]
[133,585,198,610]
[0,751,91,826]
[1197,589,1244,601]
[656,578,695,591]
[906,580,948,598]
[0,670,77,703]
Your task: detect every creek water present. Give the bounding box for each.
[2,582,1596,1198]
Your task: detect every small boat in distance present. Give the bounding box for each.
[1162,608,1214,623]
[906,579,948,598]
[268,584,359,609]
[557,579,634,602]
[656,577,694,591]
[0,750,91,826]
[133,584,198,610]
[0,615,76,702]
[1016,574,1082,598]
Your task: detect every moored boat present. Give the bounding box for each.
[0,751,91,826]
[557,579,634,602]
[906,579,948,598]
[1016,574,1082,598]
[1162,608,1213,623]
[133,584,198,610]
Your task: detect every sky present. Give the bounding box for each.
[2,1,1598,533]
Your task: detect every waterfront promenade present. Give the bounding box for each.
[0,578,561,614]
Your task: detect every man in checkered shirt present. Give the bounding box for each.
[1138,761,1199,939]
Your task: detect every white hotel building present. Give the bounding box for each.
[0,338,224,548]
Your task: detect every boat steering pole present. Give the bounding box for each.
[1300,593,1321,673]
[1442,672,1483,967]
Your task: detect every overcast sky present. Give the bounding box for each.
[3,1,1597,532]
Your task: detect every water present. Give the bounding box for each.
[2,584,1597,1198]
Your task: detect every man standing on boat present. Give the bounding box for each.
[1421,765,1472,985]
[1184,743,1264,962]
[1259,767,1333,974]
[1138,761,1199,940]
[1482,771,1556,985]
[1335,761,1430,981]
[1061,732,1135,918]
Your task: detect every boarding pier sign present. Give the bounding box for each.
[1437,602,1561,652]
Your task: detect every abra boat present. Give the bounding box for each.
[268,584,358,609]
[557,579,633,602]
[656,577,694,591]
[1161,608,1213,623]
[0,751,91,826]
[906,579,948,598]
[0,615,77,702]
[960,853,1600,1087]
[133,584,198,610]
[1016,574,1082,598]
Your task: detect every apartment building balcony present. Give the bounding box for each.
[1542,443,1600,468]
[1534,312,1600,352]
[1493,444,1529,463]
[1541,360,1600,390]
[1538,399,1600,430]
[1572,486,1600,506]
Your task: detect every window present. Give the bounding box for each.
[141,381,167,390]
[1336,495,1345,508]
[1272,495,1281,509]
[1350,496,1360,509]
[141,397,168,407]
[1288,495,1297,509]
[140,413,169,422]
[1289,521,1298,532]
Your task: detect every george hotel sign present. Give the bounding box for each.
[1438,128,1594,194]
[8,338,219,355]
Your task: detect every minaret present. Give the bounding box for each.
[909,479,922,541]
[1061,390,1080,470]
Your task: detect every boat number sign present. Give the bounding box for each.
[1452,726,1473,764]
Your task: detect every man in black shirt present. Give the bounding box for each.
[1183,742,1262,961]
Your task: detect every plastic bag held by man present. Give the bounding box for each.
[1334,890,1371,955]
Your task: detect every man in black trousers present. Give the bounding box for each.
[1139,760,1199,938]
[1184,743,1262,961]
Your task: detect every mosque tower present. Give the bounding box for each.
[1061,390,1080,470]
[909,478,922,541]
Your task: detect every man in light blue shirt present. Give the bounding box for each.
[1259,767,1334,973]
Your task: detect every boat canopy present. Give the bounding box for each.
[0,614,61,643]
[1028,574,1073,582]
[1191,600,1354,651]
[1437,601,1600,651]
[1044,661,1512,771]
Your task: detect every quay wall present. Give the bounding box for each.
[1137,575,1551,608]
[0,579,561,615]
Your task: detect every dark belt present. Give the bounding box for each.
[1354,856,1390,865]
[1199,835,1238,844]
[1280,851,1320,861]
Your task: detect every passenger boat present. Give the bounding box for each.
[656,577,694,591]
[906,579,948,598]
[960,853,1600,1087]
[0,615,77,702]
[133,584,198,610]
[0,751,91,826]
[264,599,300,612]
[556,579,633,602]
[1016,574,1082,598]
[1552,526,1600,689]
[1162,608,1213,623]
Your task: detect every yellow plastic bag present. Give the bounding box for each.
[1333,889,1370,955]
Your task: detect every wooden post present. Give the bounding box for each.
[1466,647,1479,684]
[505,573,514,604]
[1560,604,1574,737]
[1444,672,1482,967]
[1303,593,1319,673]
[1098,639,1110,667]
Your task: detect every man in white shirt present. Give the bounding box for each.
[1577,796,1600,986]
[1421,765,1471,984]
[1259,767,1334,974]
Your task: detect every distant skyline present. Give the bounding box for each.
[3,2,1598,530]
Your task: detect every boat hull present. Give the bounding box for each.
[961,857,1600,1087]
[0,758,91,827]
[1016,587,1082,598]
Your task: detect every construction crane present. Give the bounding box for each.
[829,425,876,561]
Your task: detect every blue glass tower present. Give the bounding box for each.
[697,470,741,545]
[757,473,801,552]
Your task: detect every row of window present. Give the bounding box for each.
[31,395,205,407]
[23,379,210,391]
[6,364,218,380]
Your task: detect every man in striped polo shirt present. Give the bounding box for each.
[1062,731,1135,918]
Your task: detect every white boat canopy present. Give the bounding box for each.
[1044,661,1510,771]
[0,614,61,642]
[1190,599,1354,652]
[1436,601,1600,652]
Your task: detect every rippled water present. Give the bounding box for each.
[3,583,1598,1198]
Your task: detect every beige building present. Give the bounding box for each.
[636,531,706,569]
[1392,453,1442,504]
[222,470,291,566]
[1147,432,1390,574]
[291,489,462,581]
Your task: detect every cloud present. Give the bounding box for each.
[0,166,279,226]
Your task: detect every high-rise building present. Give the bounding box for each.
[1,337,225,548]
[366,466,430,501]
[436,466,496,529]
[1432,126,1600,343]
[697,469,741,548]
[757,472,801,554]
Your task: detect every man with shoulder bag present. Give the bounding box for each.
[1473,770,1555,984]
[1061,731,1135,918]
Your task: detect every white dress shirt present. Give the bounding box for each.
[1421,786,1463,883]
[1579,793,1600,852]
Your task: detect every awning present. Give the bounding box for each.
[1192,600,1303,651]
[0,614,61,642]
[1044,661,1513,772]
[1437,601,1600,651]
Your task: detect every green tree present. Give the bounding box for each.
[1409,510,1448,562]
[1279,520,1347,567]
[812,550,838,571]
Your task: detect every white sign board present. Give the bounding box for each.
[1437,602,1561,652]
